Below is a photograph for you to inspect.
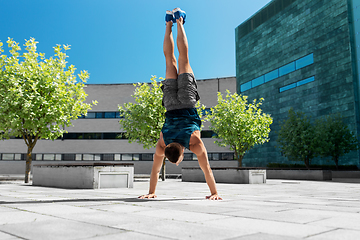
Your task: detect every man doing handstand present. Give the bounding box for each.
[139,8,222,200]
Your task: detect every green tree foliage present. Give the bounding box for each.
[206,91,273,167]
[315,114,359,168]
[0,38,96,182]
[118,76,166,149]
[277,108,317,169]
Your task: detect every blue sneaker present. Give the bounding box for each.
[173,8,186,24]
[165,10,176,23]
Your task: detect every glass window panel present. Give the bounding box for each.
[279,62,295,76]
[63,133,83,139]
[212,153,220,160]
[141,154,153,161]
[104,112,116,118]
[78,114,85,119]
[133,154,140,161]
[240,81,252,92]
[85,112,96,118]
[279,83,297,92]
[297,76,315,86]
[183,153,193,160]
[102,154,114,161]
[114,154,121,161]
[95,112,104,118]
[2,154,14,160]
[122,154,132,160]
[14,154,21,160]
[84,133,102,139]
[43,154,55,161]
[265,69,279,82]
[192,154,198,160]
[103,133,117,139]
[296,53,314,69]
[83,154,93,160]
[220,153,235,160]
[55,154,62,161]
[251,75,265,88]
[75,154,82,161]
[94,154,101,161]
[62,154,76,160]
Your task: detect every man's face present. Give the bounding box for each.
[175,152,184,166]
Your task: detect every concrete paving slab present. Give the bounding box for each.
[0,231,20,240]
[0,178,360,239]
[306,229,360,240]
[115,218,255,239]
[203,216,333,238]
[226,232,303,240]
[0,219,125,240]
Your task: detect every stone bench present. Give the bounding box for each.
[33,163,134,189]
[182,167,266,184]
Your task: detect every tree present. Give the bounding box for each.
[118,76,205,180]
[315,114,359,168]
[206,90,273,167]
[276,108,317,169]
[0,38,95,183]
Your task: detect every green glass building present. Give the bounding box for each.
[236,0,360,167]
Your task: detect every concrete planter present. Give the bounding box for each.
[331,170,360,178]
[267,169,332,181]
[182,167,266,184]
[33,163,134,189]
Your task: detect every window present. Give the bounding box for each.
[95,112,104,118]
[85,112,96,119]
[104,112,116,118]
[265,69,279,82]
[279,76,315,92]
[252,76,265,87]
[279,83,297,92]
[279,62,296,76]
[297,76,314,86]
[240,53,314,92]
[241,81,252,92]
[296,53,314,69]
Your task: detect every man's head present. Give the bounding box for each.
[165,142,184,166]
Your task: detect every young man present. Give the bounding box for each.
[139,8,222,200]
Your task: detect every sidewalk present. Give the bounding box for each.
[0,178,359,240]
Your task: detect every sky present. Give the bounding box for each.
[0,0,272,84]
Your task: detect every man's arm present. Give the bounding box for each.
[138,133,166,199]
[189,131,222,200]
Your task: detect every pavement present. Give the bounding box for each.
[0,177,359,240]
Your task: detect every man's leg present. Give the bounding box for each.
[163,21,180,110]
[164,21,178,79]
[176,16,198,107]
[176,17,193,75]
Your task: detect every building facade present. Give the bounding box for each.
[236,0,360,167]
[0,77,237,174]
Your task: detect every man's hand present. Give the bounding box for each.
[138,193,157,199]
[206,194,222,200]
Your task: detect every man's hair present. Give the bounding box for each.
[165,142,183,163]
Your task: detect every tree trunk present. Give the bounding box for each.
[25,147,32,183]
[237,155,244,167]
[304,157,310,169]
[334,156,339,169]
[161,157,166,181]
